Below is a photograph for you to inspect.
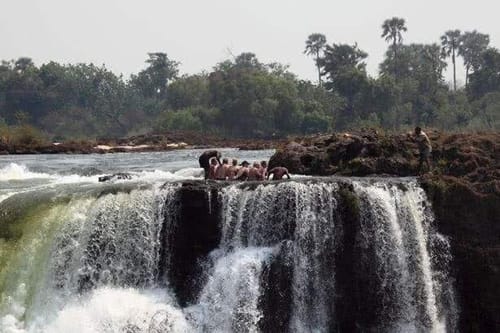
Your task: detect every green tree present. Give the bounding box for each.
[130,53,179,98]
[208,53,304,137]
[304,33,327,85]
[167,74,210,109]
[14,57,35,73]
[441,30,462,92]
[468,48,500,99]
[470,92,500,130]
[381,17,408,78]
[155,108,203,132]
[318,43,369,128]
[459,31,490,86]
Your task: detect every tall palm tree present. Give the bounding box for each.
[441,30,462,92]
[304,33,327,86]
[381,17,408,77]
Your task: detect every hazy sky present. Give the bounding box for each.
[1,0,498,85]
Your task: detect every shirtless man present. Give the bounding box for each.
[267,166,290,180]
[226,159,239,180]
[260,161,268,179]
[235,161,250,181]
[208,158,219,180]
[199,150,221,180]
[247,162,264,181]
[215,158,230,180]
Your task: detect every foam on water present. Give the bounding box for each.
[2,287,191,333]
[0,163,52,181]
[0,163,204,186]
[0,192,14,203]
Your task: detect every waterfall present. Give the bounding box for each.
[354,181,456,332]
[0,184,182,332]
[0,179,457,332]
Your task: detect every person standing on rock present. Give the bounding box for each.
[413,127,432,174]
[199,150,221,180]
[267,167,291,180]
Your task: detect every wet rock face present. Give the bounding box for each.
[163,181,223,306]
[423,179,500,332]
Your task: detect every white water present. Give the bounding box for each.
[190,247,275,333]
[354,181,452,332]
[0,177,456,332]
[30,287,191,333]
[0,184,181,333]
[0,163,51,181]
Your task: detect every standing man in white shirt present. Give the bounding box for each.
[413,127,432,174]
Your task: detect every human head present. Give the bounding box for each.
[211,158,218,165]
[222,158,228,164]
[232,159,238,166]
[414,126,422,135]
[241,160,249,167]
[253,162,260,168]
[261,161,267,168]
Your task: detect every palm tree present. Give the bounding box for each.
[459,30,490,86]
[441,30,462,92]
[304,33,327,86]
[381,17,408,77]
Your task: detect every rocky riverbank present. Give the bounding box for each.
[269,130,499,194]
[0,131,282,154]
[269,130,500,331]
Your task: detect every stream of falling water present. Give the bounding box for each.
[0,179,456,332]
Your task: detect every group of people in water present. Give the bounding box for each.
[198,127,432,181]
[198,150,290,181]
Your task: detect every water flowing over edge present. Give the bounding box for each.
[0,178,457,332]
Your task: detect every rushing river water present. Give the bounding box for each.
[0,149,275,202]
[0,150,457,332]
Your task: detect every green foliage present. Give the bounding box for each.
[301,112,330,133]
[0,124,47,145]
[207,54,324,137]
[469,92,500,130]
[167,74,210,109]
[155,108,203,132]
[130,53,179,98]
[468,48,500,99]
[459,31,490,85]
[1,20,499,141]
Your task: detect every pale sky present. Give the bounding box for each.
[1,0,498,85]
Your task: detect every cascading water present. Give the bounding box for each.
[353,181,457,332]
[0,178,457,332]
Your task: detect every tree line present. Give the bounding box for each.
[0,17,499,143]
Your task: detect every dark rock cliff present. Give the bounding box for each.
[422,178,500,332]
